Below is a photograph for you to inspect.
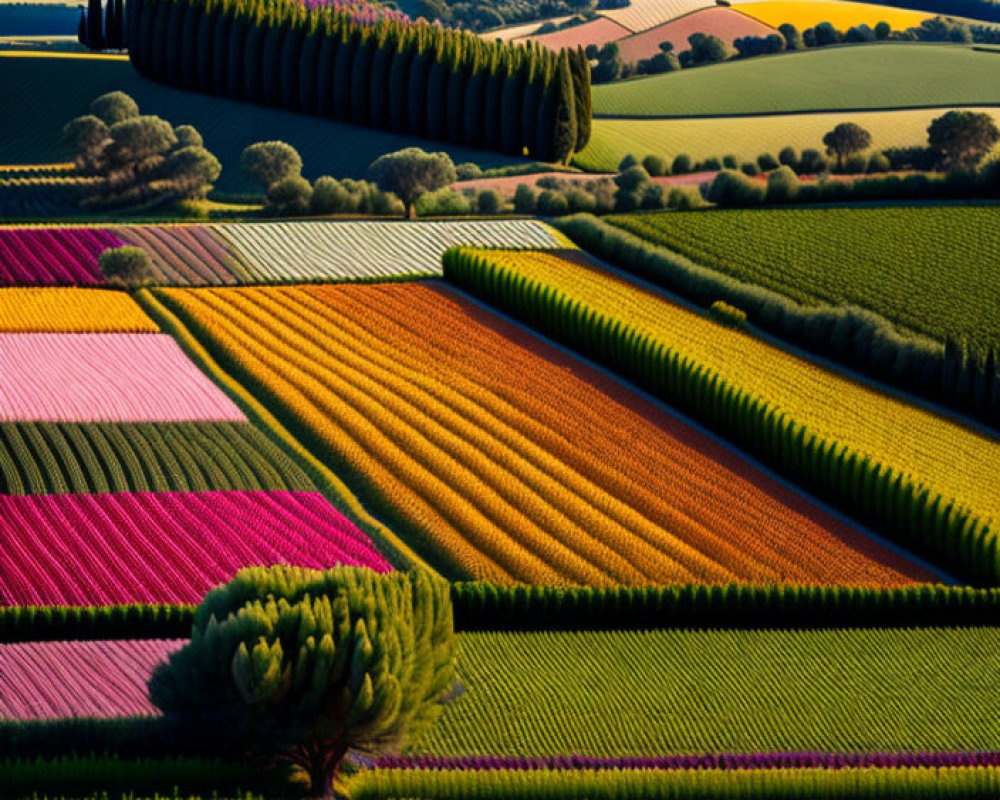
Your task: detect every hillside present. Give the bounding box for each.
[592,43,1000,117]
[0,53,526,194]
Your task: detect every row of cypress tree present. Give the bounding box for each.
[127,0,592,161]
[79,0,125,49]
[443,247,999,587]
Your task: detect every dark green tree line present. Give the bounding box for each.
[127,0,592,162]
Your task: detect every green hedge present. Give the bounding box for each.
[349,766,1000,800]
[127,0,590,162]
[0,604,194,642]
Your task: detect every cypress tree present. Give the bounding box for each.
[298,14,323,114]
[349,26,375,125]
[195,0,217,92]
[164,0,188,83]
[125,0,142,60]
[278,6,306,111]
[425,36,451,141]
[227,2,250,98]
[150,0,173,79]
[212,0,234,96]
[260,7,288,107]
[113,0,124,46]
[369,23,396,130]
[179,0,202,88]
[551,49,578,163]
[483,48,505,151]
[462,44,486,148]
[315,19,339,117]
[79,7,88,47]
[241,3,267,103]
[136,0,159,73]
[87,0,103,49]
[569,46,592,151]
[332,25,356,121]
[387,29,413,133]
[500,49,526,155]
[533,60,556,162]
[407,29,433,136]
[103,0,114,47]
[446,38,468,144]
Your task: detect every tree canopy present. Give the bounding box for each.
[927,110,1000,169]
[367,148,457,218]
[241,141,305,191]
[822,123,873,170]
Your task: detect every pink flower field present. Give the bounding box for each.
[0,490,392,605]
[0,639,182,720]
[0,333,245,422]
[0,228,122,286]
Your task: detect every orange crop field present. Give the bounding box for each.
[156,283,931,588]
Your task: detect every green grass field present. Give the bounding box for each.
[0,54,525,194]
[575,106,1000,171]
[606,205,1000,351]
[592,44,1000,118]
[418,627,1000,756]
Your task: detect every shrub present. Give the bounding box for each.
[240,141,303,191]
[798,149,827,174]
[90,91,139,126]
[740,162,760,177]
[778,147,797,168]
[265,175,313,216]
[867,152,892,173]
[536,189,570,216]
[709,299,748,328]
[99,246,155,287]
[671,154,693,174]
[722,154,738,169]
[844,153,869,174]
[766,165,799,202]
[618,153,639,171]
[702,157,722,171]
[668,186,703,210]
[455,162,482,180]
[566,187,598,213]
[641,154,667,177]
[614,165,651,192]
[415,187,471,216]
[707,169,766,206]
[513,184,537,214]
[477,189,503,214]
[756,153,779,171]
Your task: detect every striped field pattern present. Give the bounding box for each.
[0,334,245,422]
[117,225,250,286]
[0,288,158,333]
[597,0,715,33]
[153,283,931,587]
[0,639,181,719]
[0,491,392,605]
[0,421,317,494]
[0,227,122,286]
[216,220,562,283]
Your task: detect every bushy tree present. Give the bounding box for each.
[642,154,666,176]
[91,91,140,125]
[310,176,403,216]
[686,32,731,65]
[671,153,693,174]
[62,115,109,172]
[822,122,872,170]
[241,141,304,191]
[103,116,178,172]
[367,147,457,218]
[536,188,569,215]
[99,245,156,287]
[513,183,536,213]
[766,165,799,202]
[266,175,314,216]
[927,110,1000,170]
[415,186,471,216]
[476,188,503,214]
[707,169,766,206]
[161,146,222,199]
[174,125,204,148]
[150,566,457,798]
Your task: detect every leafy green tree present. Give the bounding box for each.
[63,115,109,172]
[822,122,872,171]
[265,174,314,216]
[90,91,140,125]
[149,565,457,798]
[161,145,222,199]
[100,246,156,287]
[241,141,304,190]
[103,115,178,172]
[927,110,1000,170]
[174,124,204,148]
[367,147,457,218]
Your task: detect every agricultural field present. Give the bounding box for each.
[151,281,930,586]
[512,17,631,50]
[575,106,1000,171]
[731,0,935,30]
[0,287,158,332]
[592,45,1000,117]
[0,227,122,285]
[606,206,1000,353]
[597,0,716,34]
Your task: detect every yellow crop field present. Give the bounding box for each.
[445,248,1000,570]
[0,288,158,333]
[732,0,932,31]
[154,283,929,588]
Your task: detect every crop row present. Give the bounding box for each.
[1,490,391,605]
[350,765,1000,800]
[420,627,1000,756]
[1,639,181,719]
[0,421,317,495]
[442,247,1000,583]
[0,228,122,286]
[117,225,249,285]
[152,283,928,587]
[0,333,245,422]
[0,288,159,333]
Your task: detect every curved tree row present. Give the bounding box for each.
[127,0,592,162]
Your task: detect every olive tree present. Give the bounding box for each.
[90,91,140,125]
[241,141,304,191]
[822,122,872,171]
[99,246,156,287]
[927,110,1000,170]
[149,565,457,798]
[367,148,457,218]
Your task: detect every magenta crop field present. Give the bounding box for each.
[0,333,245,422]
[0,228,122,286]
[0,490,392,605]
[0,639,183,720]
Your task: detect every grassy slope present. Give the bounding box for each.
[606,206,1000,352]
[420,627,1000,756]
[576,106,1000,170]
[0,54,525,194]
[593,44,1000,117]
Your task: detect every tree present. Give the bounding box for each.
[78,8,87,46]
[367,147,457,218]
[568,47,591,152]
[822,122,872,170]
[266,174,314,216]
[63,115,109,172]
[687,32,731,65]
[149,565,457,798]
[90,91,140,125]
[174,124,204,148]
[103,115,178,173]
[778,23,804,50]
[550,50,578,164]
[87,0,103,48]
[161,145,222,199]
[99,246,156,287]
[927,110,1000,170]
[241,141,304,190]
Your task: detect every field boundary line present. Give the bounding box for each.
[592,102,1000,121]
[133,288,434,576]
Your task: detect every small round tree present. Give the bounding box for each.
[927,110,1000,170]
[90,91,140,126]
[822,122,872,171]
[367,148,457,219]
[149,565,457,798]
[99,246,155,287]
[241,141,305,191]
